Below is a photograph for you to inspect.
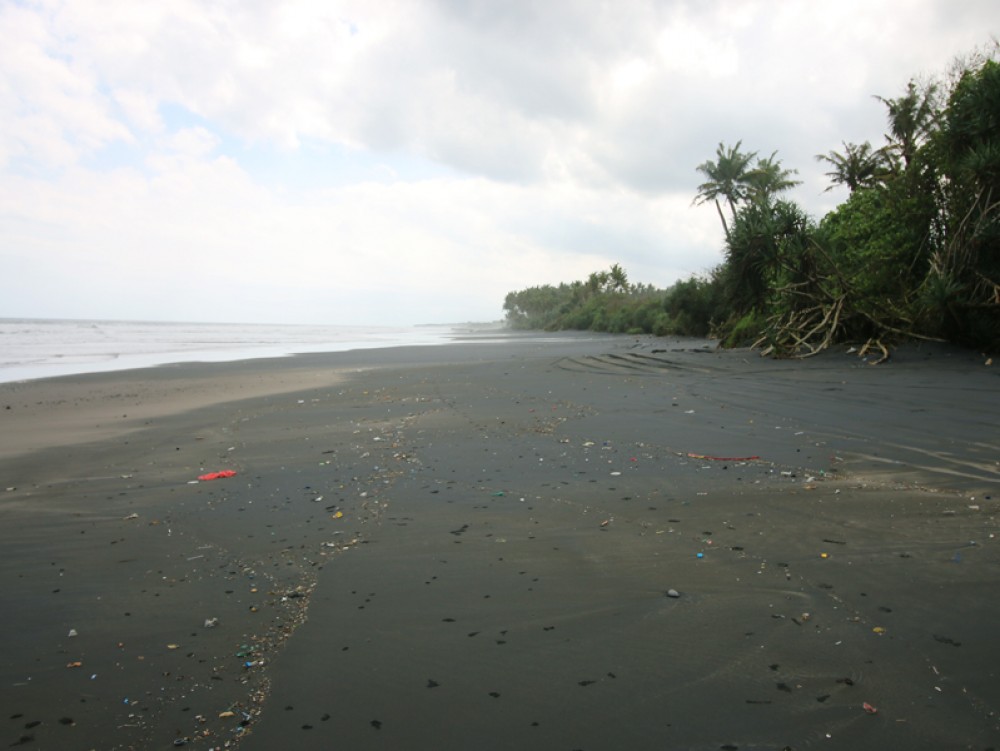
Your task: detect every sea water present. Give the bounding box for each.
[0,318,461,384]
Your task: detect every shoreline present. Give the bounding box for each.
[0,319,483,387]
[1,334,997,750]
[0,331,620,460]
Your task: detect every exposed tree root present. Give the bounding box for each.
[858,338,891,364]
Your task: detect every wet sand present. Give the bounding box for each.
[1,333,997,750]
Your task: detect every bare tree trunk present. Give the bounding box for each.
[714,199,730,241]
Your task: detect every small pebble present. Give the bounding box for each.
[666,588,680,598]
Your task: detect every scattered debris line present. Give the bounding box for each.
[685,453,761,461]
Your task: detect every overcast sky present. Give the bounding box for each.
[1,1,996,325]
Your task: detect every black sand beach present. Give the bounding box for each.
[1,332,998,750]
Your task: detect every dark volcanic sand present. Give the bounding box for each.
[1,332,997,751]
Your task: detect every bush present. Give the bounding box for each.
[722,311,767,348]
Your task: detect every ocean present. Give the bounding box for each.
[0,318,465,384]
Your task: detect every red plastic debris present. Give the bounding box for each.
[686,452,761,461]
[198,470,237,481]
[862,702,878,714]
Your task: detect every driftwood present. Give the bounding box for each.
[750,240,948,362]
[858,338,891,364]
[754,294,845,358]
[743,185,998,360]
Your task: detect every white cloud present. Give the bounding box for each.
[0,2,133,168]
[655,11,739,79]
[114,88,165,134]
[0,0,996,324]
[0,146,712,323]
[163,126,220,159]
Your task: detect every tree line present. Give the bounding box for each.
[503,44,999,356]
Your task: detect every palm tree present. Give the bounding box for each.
[608,263,629,293]
[875,80,940,170]
[815,141,890,192]
[745,151,801,205]
[694,141,758,240]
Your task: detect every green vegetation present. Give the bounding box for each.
[503,44,1000,355]
[503,264,723,337]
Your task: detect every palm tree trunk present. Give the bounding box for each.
[715,199,731,241]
